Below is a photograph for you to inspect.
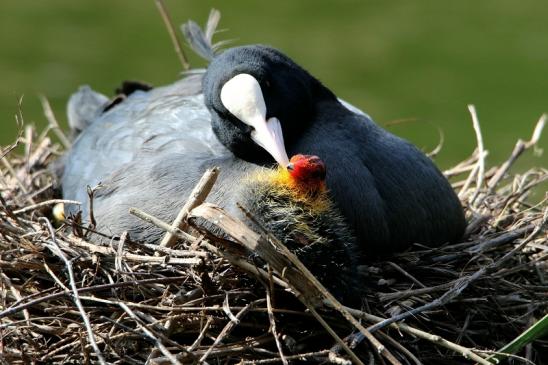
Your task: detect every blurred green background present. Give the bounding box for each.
[1,0,546,169]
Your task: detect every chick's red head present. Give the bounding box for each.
[287,154,326,191]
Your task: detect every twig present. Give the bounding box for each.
[478,114,546,206]
[130,207,289,288]
[142,243,208,257]
[0,95,24,160]
[130,207,197,244]
[335,305,492,365]
[468,105,486,207]
[0,276,189,320]
[0,273,32,327]
[158,167,219,250]
[377,331,423,365]
[12,199,81,215]
[187,316,213,352]
[39,217,107,365]
[199,299,262,363]
[386,261,427,288]
[458,154,480,199]
[265,281,288,365]
[154,0,190,70]
[39,94,71,148]
[61,236,201,265]
[119,302,183,365]
[239,350,332,364]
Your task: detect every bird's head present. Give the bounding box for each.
[286,154,326,193]
[247,154,330,214]
[203,45,331,167]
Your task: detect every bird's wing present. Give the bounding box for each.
[62,75,228,206]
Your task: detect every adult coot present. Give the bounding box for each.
[62,39,465,255]
[200,44,466,254]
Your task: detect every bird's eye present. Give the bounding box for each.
[264,80,271,88]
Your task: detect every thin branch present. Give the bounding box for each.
[39,94,71,148]
[39,217,107,365]
[154,0,190,71]
[119,302,182,365]
[468,104,486,207]
[158,167,219,250]
[13,199,81,215]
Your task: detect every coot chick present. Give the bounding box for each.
[243,154,359,303]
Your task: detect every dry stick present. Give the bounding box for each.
[187,316,214,352]
[13,136,52,198]
[39,217,107,365]
[115,231,128,273]
[444,152,479,177]
[43,262,70,292]
[154,0,190,71]
[458,151,483,200]
[23,125,33,173]
[478,114,546,207]
[265,282,288,365]
[0,222,28,235]
[199,299,262,363]
[13,199,81,215]
[426,127,444,158]
[0,276,188,320]
[75,296,304,317]
[222,292,240,323]
[130,208,198,245]
[130,207,287,288]
[239,350,332,364]
[141,243,207,258]
[151,336,274,365]
[60,236,200,265]
[39,94,71,149]
[468,105,487,207]
[0,273,32,328]
[1,157,29,195]
[158,167,219,250]
[0,97,24,160]
[378,331,423,365]
[338,305,492,365]
[386,261,427,289]
[303,305,364,365]
[119,303,183,365]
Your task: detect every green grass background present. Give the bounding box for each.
[1,0,546,169]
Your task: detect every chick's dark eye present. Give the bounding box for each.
[264,80,271,88]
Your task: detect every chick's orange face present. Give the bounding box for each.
[287,154,326,190]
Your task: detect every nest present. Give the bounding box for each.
[0,103,546,365]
